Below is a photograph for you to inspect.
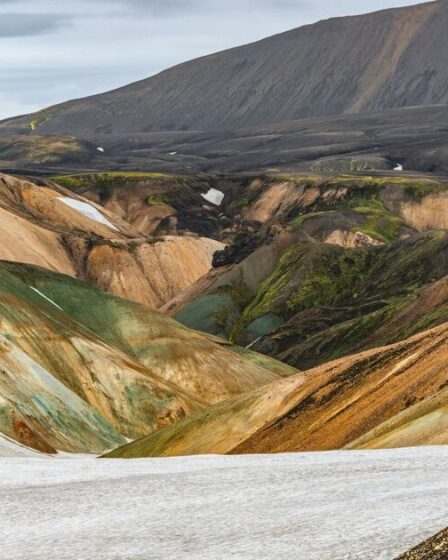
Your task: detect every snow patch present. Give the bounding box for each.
[201,188,225,206]
[246,337,262,350]
[0,433,42,458]
[97,147,105,153]
[169,151,178,156]
[394,163,404,171]
[29,286,63,311]
[58,197,119,231]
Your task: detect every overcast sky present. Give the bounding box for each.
[0,0,430,119]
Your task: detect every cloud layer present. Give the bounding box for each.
[0,13,70,38]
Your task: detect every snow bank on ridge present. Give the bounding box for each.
[58,197,118,231]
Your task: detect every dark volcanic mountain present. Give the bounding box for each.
[1,0,447,137]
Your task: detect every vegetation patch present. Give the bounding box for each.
[403,182,448,200]
[51,171,174,191]
[146,193,171,206]
[236,243,372,331]
[291,211,336,230]
[27,106,62,131]
[351,204,405,242]
[0,136,91,164]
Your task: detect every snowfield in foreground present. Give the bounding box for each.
[1,447,447,560]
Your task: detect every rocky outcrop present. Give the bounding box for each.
[86,236,223,308]
[324,229,383,248]
[381,184,448,231]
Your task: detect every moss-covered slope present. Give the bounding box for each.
[243,232,448,368]
[173,174,448,345]
[168,174,448,370]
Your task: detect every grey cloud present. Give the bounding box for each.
[0,13,70,37]
[90,0,309,16]
[0,0,311,20]
[105,0,193,14]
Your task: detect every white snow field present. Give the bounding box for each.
[0,434,41,458]
[58,197,119,231]
[1,447,447,560]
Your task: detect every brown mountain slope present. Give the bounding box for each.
[0,1,446,136]
[105,323,448,458]
[0,173,223,308]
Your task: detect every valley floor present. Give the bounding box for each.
[1,448,447,560]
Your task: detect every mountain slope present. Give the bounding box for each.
[0,173,223,308]
[1,1,446,136]
[105,323,448,458]
[0,262,282,453]
[171,175,448,364]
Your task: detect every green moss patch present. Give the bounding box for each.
[176,294,237,338]
[246,313,285,338]
[146,193,171,206]
[51,171,174,191]
[0,136,91,164]
[351,203,405,242]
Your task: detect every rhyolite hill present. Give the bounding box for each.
[0,258,290,454]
